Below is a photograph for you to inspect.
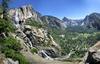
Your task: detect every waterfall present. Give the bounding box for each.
[38,50,54,60]
[13,10,20,29]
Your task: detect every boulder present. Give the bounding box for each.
[4,58,19,64]
[0,54,19,64]
[38,48,58,60]
[84,41,100,64]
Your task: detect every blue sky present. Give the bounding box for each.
[9,0,100,19]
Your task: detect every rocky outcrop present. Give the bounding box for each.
[4,58,19,64]
[0,54,19,64]
[38,49,57,60]
[8,5,42,28]
[16,26,61,60]
[83,41,100,64]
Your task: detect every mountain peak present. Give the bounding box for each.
[62,17,70,21]
[89,12,100,17]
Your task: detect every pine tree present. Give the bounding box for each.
[2,0,10,20]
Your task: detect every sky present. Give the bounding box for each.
[9,0,100,19]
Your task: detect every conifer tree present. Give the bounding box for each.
[2,0,10,19]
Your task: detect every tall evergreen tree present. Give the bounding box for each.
[0,0,14,35]
[2,0,10,20]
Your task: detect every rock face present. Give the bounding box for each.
[41,15,65,29]
[9,5,42,28]
[84,41,100,64]
[83,13,100,30]
[22,25,60,48]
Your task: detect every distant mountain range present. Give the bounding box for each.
[42,13,100,30]
[40,12,100,30]
[62,13,100,30]
[9,5,100,30]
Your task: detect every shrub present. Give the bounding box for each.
[31,48,38,54]
[0,37,21,51]
[3,48,29,64]
[0,36,29,64]
[0,18,14,33]
[25,18,43,28]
